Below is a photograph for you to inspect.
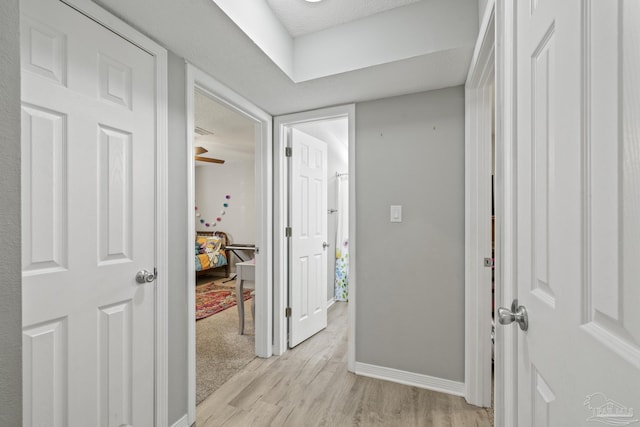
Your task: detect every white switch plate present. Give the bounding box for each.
[390,205,402,222]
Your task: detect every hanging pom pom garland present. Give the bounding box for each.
[195,195,231,228]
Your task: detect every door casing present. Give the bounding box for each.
[494,0,518,425]
[464,0,496,409]
[466,0,518,423]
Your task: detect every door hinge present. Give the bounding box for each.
[484,258,494,268]
[285,307,292,318]
[285,227,292,237]
[285,147,292,157]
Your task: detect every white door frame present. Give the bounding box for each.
[56,0,169,424]
[185,64,273,423]
[494,0,517,425]
[464,0,495,408]
[273,105,356,371]
[465,1,519,424]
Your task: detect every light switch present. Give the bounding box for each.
[390,205,402,223]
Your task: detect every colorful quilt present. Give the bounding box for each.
[195,235,228,271]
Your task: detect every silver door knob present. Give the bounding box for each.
[322,242,330,249]
[135,269,156,284]
[497,299,528,331]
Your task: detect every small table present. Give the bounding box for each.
[235,261,255,335]
[225,244,256,261]
[223,244,256,283]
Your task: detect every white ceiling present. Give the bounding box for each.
[94,0,479,115]
[265,0,423,37]
[294,117,348,147]
[213,0,478,83]
[194,90,255,149]
[194,90,255,165]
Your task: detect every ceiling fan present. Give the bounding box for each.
[194,146,225,164]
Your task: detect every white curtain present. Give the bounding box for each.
[334,174,349,301]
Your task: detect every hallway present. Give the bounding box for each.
[197,303,493,426]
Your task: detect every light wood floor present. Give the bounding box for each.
[197,302,493,427]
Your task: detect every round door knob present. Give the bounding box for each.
[497,299,528,331]
[135,269,156,284]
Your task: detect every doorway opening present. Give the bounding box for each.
[289,118,349,347]
[192,89,257,406]
[273,105,356,368]
[186,64,273,424]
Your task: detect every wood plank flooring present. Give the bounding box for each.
[197,302,493,427]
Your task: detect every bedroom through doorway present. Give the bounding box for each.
[192,89,257,406]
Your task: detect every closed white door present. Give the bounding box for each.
[289,128,328,347]
[512,0,640,425]
[21,0,157,425]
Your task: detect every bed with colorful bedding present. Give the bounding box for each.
[195,231,230,277]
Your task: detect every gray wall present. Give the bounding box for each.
[167,51,189,425]
[478,0,488,27]
[355,86,466,382]
[195,156,256,245]
[0,0,22,424]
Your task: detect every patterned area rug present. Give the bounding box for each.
[196,282,252,321]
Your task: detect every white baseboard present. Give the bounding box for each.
[354,362,465,397]
[170,414,190,427]
[327,297,336,309]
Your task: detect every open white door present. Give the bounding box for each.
[505,0,640,425]
[288,128,328,348]
[21,0,161,424]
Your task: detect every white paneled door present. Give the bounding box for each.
[513,0,640,425]
[289,128,328,347]
[21,0,157,425]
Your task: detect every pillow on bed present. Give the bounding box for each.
[196,235,222,254]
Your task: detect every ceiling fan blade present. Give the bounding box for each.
[194,156,225,164]
[194,146,208,155]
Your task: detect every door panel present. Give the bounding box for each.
[20,0,156,425]
[515,0,640,425]
[20,104,68,275]
[289,128,328,347]
[583,0,640,369]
